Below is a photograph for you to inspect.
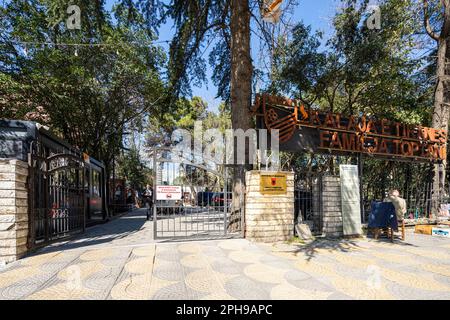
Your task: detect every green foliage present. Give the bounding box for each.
[145,96,231,148]
[269,0,437,182]
[117,145,151,189]
[272,0,431,125]
[0,0,167,171]
[165,0,231,100]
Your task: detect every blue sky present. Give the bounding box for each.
[106,0,341,111]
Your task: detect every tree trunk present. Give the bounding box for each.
[431,38,449,212]
[424,0,450,213]
[229,0,253,232]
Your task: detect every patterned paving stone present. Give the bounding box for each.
[101,254,131,267]
[156,248,183,262]
[39,261,72,273]
[0,266,43,288]
[20,252,62,266]
[330,275,395,300]
[432,274,450,291]
[110,274,167,300]
[210,257,243,275]
[243,263,288,284]
[381,268,450,292]
[83,267,121,292]
[153,260,185,282]
[1,209,450,300]
[224,276,272,300]
[228,250,265,264]
[200,291,236,300]
[180,254,211,269]
[151,282,190,300]
[132,245,156,257]
[384,280,450,300]
[284,269,312,283]
[201,246,229,258]
[185,268,237,294]
[28,282,97,300]
[0,276,42,300]
[177,243,206,254]
[331,262,372,281]
[58,260,108,283]
[283,275,335,293]
[218,239,250,251]
[327,291,354,300]
[124,257,154,274]
[270,282,333,300]
[259,255,295,270]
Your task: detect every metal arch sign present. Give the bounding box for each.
[253,94,448,162]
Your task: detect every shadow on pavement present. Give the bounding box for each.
[286,236,418,262]
[29,209,149,255]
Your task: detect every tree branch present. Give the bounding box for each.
[423,0,440,41]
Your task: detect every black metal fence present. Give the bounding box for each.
[361,160,441,221]
[294,188,313,223]
[28,139,86,247]
[292,157,445,235]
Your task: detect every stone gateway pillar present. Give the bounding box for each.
[244,171,295,242]
[0,159,29,265]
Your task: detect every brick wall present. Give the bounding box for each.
[245,171,295,242]
[0,159,29,265]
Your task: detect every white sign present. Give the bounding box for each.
[156,186,182,200]
[340,165,362,236]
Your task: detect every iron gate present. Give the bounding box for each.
[151,147,243,240]
[28,140,86,247]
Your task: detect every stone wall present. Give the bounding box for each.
[312,176,344,238]
[0,159,29,265]
[245,171,295,242]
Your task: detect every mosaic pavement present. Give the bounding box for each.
[1,209,450,300]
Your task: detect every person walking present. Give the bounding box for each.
[143,184,154,221]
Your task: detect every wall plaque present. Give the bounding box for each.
[260,173,287,194]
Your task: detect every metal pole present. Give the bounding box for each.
[358,153,365,224]
[153,148,158,240]
[240,168,245,239]
[27,142,35,249]
[44,157,49,243]
[82,165,86,233]
[224,167,228,236]
[112,155,115,217]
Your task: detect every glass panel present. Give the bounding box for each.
[92,170,101,197]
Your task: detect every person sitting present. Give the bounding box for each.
[383,190,407,222]
[382,189,406,240]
